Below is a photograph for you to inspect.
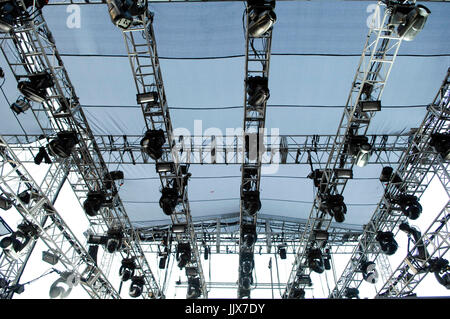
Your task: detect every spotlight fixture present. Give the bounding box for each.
[246,76,269,107]
[159,187,179,215]
[105,228,123,253]
[245,132,265,161]
[278,245,287,260]
[321,194,347,223]
[345,287,359,299]
[187,277,201,299]
[379,166,403,184]
[397,194,422,220]
[308,248,324,274]
[247,0,276,38]
[361,261,378,284]
[0,194,12,211]
[106,0,147,29]
[10,98,31,115]
[177,242,191,269]
[308,169,328,193]
[155,162,175,173]
[241,190,261,216]
[0,0,47,33]
[172,223,187,233]
[140,129,165,160]
[129,276,145,298]
[49,271,79,299]
[119,257,136,282]
[42,250,59,265]
[430,133,450,161]
[34,146,52,165]
[399,222,428,260]
[83,191,107,217]
[17,72,54,103]
[391,4,430,41]
[323,248,331,270]
[241,252,254,275]
[47,131,79,159]
[334,168,353,179]
[241,224,257,249]
[359,100,381,112]
[376,231,398,256]
[429,258,450,289]
[137,91,158,104]
[348,135,372,167]
[103,170,124,190]
[0,221,38,259]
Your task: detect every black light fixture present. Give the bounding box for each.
[334,168,353,179]
[129,275,145,298]
[359,100,381,112]
[379,166,403,184]
[430,133,450,161]
[241,252,254,275]
[177,242,191,269]
[47,131,79,159]
[105,228,123,254]
[278,245,287,260]
[391,4,431,41]
[155,162,175,174]
[246,76,269,107]
[10,98,31,115]
[397,194,422,220]
[159,187,179,215]
[137,91,158,104]
[119,257,136,282]
[106,0,147,29]
[242,190,261,216]
[140,129,166,160]
[83,191,107,217]
[321,194,347,223]
[429,258,450,289]
[0,0,47,33]
[186,277,201,299]
[345,287,359,299]
[49,271,79,299]
[0,221,38,259]
[103,170,124,190]
[361,261,378,284]
[241,224,257,249]
[0,194,12,211]
[376,231,398,255]
[17,72,54,103]
[348,135,372,167]
[307,248,324,274]
[172,223,187,234]
[308,169,328,193]
[399,222,428,260]
[247,0,276,38]
[42,250,59,265]
[34,146,52,165]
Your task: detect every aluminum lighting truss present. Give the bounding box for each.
[283,1,406,298]
[2,133,410,166]
[133,213,364,255]
[375,71,450,298]
[329,67,450,298]
[238,0,274,299]
[0,136,120,298]
[120,8,206,298]
[0,3,161,298]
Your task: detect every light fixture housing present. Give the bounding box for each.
[348,135,372,167]
[0,194,12,211]
[172,223,187,233]
[119,257,136,282]
[242,190,261,216]
[17,72,54,103]
[361,261,378,284]
[307,248,324,274]
[156,162,175,173]
[398,194,422,220]
[137,91,158,104]
[376,231,398,255]
[430,133,450,161]
[247,0,276,37]
[241,224,257,249]
[187,277,201,299]
[10,98,31,115]
[47,131,79,159]
[177,242,192,269]
[140,129,166,160]
[391,4,431,41]
[49,271,79,299]
[321,194,347,223]
[159,187,179,215]
[246,76,270,107]
[129,276,145,298]
[359,100,381,112]
[83,191,106,217]
[334,168,353,179]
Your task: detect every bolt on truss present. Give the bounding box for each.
[329,67,450,298]
[283,1,406,298]
[238,0,275,298]
[0,2,161,298]
[119,8,206,298]
[0,137,119,298]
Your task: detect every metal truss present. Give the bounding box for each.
[329,67,450,298]
[283,1,406,298]
[0,2,161,298]
[2,133,410,166]
[119,8,206,298]
[237,0,275,298]
[0,137,120,298]
[133,213,364,255]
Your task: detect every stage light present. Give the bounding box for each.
[0,222,38,259]
[159,187,179,215]
[83,191,106,217]
[156,162,174,173]
[34,146,52,165]
[17,72,54,103]
[137,91,158,104]
[0,194,12,211]
[241,252,254,275]
[379,166,402,184]
[398,194,422,220]
[172,223,187,233]
[321,194,347,223]
[140,129,165,160]
[361,261,378,284]
[308,169,328,193]
[429,258,450,289]
[129,276,145,298]
[334,168,353,179]
[391,4,430,41]
[348,135,372,167]
[241,224,257,249]
[430,133,450,161]
[399,222,428,260]
[290,287,305,299]
[247,0,276,37]
[10,98,31,115]
[177,242,191,269]
[246,76,269,107]
[49,271,79,299]
[106,0,133,29]
[103,170,124,189]
[119,258,136,282]
[105,229,123,253]
[307,248,324,274]
[42,250,59,265]
[278,245,287,260]
[47,131,79,158]
[187,277,201,299]
[359,100,381,112]
[240,275,252,291]
[345,287,359,299]
[242,190,261,216]
[376,231,398,255]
